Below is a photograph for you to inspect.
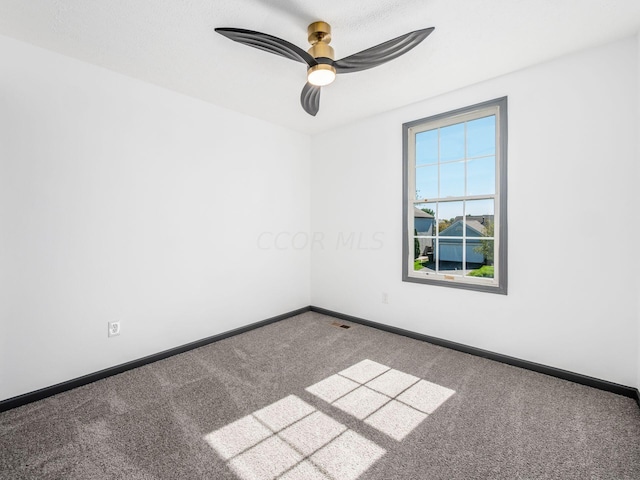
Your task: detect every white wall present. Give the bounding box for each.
[311,37,639,388]
[0,35,311,402]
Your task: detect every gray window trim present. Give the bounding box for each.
[402,97,508,295]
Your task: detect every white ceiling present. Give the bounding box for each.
[1,0,639,134]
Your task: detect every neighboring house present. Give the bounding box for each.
[414,208,434,257]
[438,215,493,266]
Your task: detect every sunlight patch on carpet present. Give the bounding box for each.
[306,359,455,441]
[204,359,454,479]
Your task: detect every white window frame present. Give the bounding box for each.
[402,97,508,294]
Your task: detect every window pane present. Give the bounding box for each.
[439,161,464,198]
[414,237,434,268]
[466,240,494,278]
[437,201,463,236]
[416,129,438,165]
[413,200,435,233]
[413,202,435,233]
[467,156,495,196]
[466,116,495,157]
[465,199,494,245]
[465,198,494,218]
[439,123,465,162]
[415,165,437,200]
[436,238,463,276]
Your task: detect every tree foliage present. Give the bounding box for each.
[438,219,452,233]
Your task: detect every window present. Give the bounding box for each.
[402,97,507,294]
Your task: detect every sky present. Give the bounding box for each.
[415,115,496,221]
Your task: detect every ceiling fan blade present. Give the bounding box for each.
[215,28,317,67]
[333,27,434,74]
[300,82,321,116]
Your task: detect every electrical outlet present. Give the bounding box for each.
[108,321,121,337]
[382,292,389,304]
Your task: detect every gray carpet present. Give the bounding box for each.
[1,311,639,479]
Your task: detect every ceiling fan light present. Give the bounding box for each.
[307,64,336,87]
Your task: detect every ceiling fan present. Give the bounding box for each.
[215,22,434,116]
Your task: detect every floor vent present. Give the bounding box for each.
[331,321,352,329]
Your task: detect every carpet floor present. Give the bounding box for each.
[1,311,639,479]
